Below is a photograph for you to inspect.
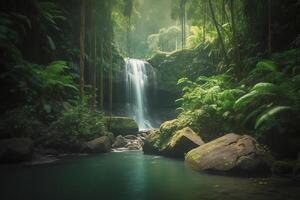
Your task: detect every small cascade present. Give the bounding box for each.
[125,58,156,131]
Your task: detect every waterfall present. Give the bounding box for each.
[125,58,156,131]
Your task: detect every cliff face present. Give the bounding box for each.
[147,45,216,108]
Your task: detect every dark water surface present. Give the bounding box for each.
[0,151,299,200]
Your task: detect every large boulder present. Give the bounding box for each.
[112,135,126,148]
[0,138,33,162]
[164,127,205,158]
[185,133,273,175]
[106,117,138,135]
[143,127,204,158]
[271,161,294,176]
[86,136,111,153]
[143,130,161,155]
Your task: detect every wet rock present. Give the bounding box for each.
[103,131,115,144]
[124,135,137,140]
[164,127,205,158]
[37,148,59,156]
[112,135,126,148]
[139,129,154,137]
[272,161,294,175]
[143,127,204,158]
[0,138,33,162]
[128,144,141,151]
[185,133,273,175]
[143,130,161,155]
[106,117,138,135]
[293,163,300,178]
[86,136,111,153]
[126,139,142,150]
[293,154,300,178]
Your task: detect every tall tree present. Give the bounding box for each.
[208,0,229,64]
[124,0,133,56]
[92,8,97,110]
[180,0,186,49]
[268,0,272,54]
[203,0,207,42]
[79,0,86,98]
[108,0,113,120]
[99,39,104,111]
[230,0,240,76]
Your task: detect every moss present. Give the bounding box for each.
[106,117,138,135]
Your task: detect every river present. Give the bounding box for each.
[0,151,299,200]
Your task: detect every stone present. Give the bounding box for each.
[0,138,33,162]
[103,131,115,144]
[124,135,137,140]
[185,133,273,175]
[272,161,294,175]
[112,135,126,148]
[143,127,204,159]
[164,127,205,158]
[86,136,111,153]
[106,117,138,135]
[143,130,161,155]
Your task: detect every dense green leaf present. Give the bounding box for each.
[255,106,292,129]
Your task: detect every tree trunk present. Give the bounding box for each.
[109,43,112,118]
[203,0,206,42]
[79,0,86,99]
[99,39,104,111]
[126,16,131,57]
[230,0,240,76]
[108,0,113,121]
[208,0,229,64]
[180,0,186,49]
[222,0,226,24]
[92,23,97,110]
[268,0,272,55]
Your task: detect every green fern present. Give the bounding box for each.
[234,82,278,110]
[43,61,78,91]
[251,82,277,93]
[255,106,292,129]
[253,60,277,73]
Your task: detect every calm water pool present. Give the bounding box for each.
[0,151,299,200]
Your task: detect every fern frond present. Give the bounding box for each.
[251,82,277,93]
[254,60,277,73]
[255,106,292,129]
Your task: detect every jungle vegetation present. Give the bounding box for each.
[0,0,299,159]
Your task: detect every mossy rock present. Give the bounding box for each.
[185,133,273,175]
[143,126,204,158]
[106,117,138,135]
[164,127,204,158]
[85,136,111,153]
[0,138,33,162]
[143,130,161,154]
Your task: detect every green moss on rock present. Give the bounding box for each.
[106,117,138,135]
[185,133,273,175]
[143,123,204,158]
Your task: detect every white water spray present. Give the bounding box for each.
[125,58,156,131]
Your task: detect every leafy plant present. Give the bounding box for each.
[50,99,105,141]
[176,74,245,139]
[235,59,300,132]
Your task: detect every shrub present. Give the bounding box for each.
[50,99,106,142]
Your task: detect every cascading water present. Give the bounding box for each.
[125,58,156,131]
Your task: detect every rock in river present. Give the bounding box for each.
[143,127,204,158]
[86,136,111,153]
[164,127,205,158]
[0,138,33,162]
[106,117,138,135]
[185,133,273,175]
[112,135,126,148]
